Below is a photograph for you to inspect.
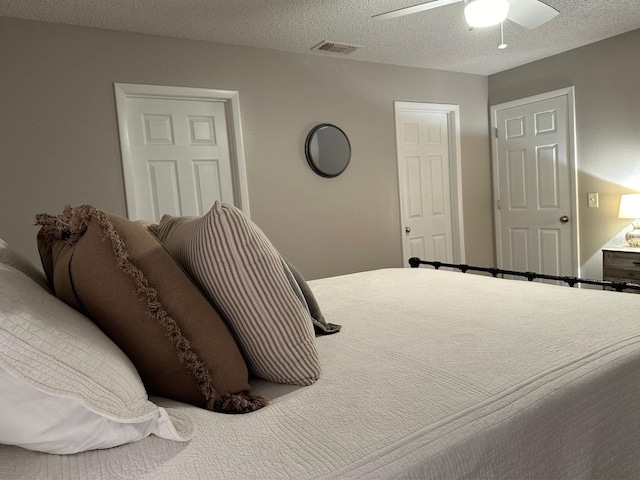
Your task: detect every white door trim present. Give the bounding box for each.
[394,101,466,265]
[114,83,251,218]
[490,86,579,276]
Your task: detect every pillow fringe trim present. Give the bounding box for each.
[35,205,94,246]
[36,205,268,414]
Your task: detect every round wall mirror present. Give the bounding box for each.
[304,124,351,178]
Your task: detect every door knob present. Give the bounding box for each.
[559,215,569,223]
[405,226,411,233]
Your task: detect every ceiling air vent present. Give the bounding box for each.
[311,41,361,55]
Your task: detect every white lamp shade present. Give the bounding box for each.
[618,194,640,219]
[464,0,510,28]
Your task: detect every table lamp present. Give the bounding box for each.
[618,193,640,247]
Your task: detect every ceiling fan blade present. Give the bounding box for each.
[506,0,559,29]
[372,0,463,21]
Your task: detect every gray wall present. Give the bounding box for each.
[0,17,493,279]
[489,29,640,281]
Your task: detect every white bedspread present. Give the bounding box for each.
[2,268,640,479]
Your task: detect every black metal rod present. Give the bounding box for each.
[408,257,640,292]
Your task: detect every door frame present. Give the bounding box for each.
[490,86,579,276]
[114,83,251,218]
[394,101,466,265]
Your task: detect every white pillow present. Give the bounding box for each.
[0,239,49,290]
[0,366,190,454]
[0,263,194,454]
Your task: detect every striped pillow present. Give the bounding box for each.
[157,202,320,386]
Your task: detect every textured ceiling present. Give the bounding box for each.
[2,0,640,75]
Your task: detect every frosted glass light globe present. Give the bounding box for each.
[464,0,510,28]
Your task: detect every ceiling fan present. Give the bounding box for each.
[373,0,559,29]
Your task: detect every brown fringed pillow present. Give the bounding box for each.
[35,205,267,414]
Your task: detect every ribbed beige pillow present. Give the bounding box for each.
[157,202,320,386]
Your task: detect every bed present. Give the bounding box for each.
[2,262,640,480]
[0,268,640,479]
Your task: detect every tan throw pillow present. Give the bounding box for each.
[281,257,341,335]
[35,205,267,413]
[156,202,320,386]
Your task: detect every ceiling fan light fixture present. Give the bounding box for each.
[464,0,510,28]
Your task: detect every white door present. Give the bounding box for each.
[491,88,577,278]
[395,102,465,266]
[115,84,250,221]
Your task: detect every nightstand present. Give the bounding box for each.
[603,247,640,291]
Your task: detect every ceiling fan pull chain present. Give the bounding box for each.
[499,21,508,49]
